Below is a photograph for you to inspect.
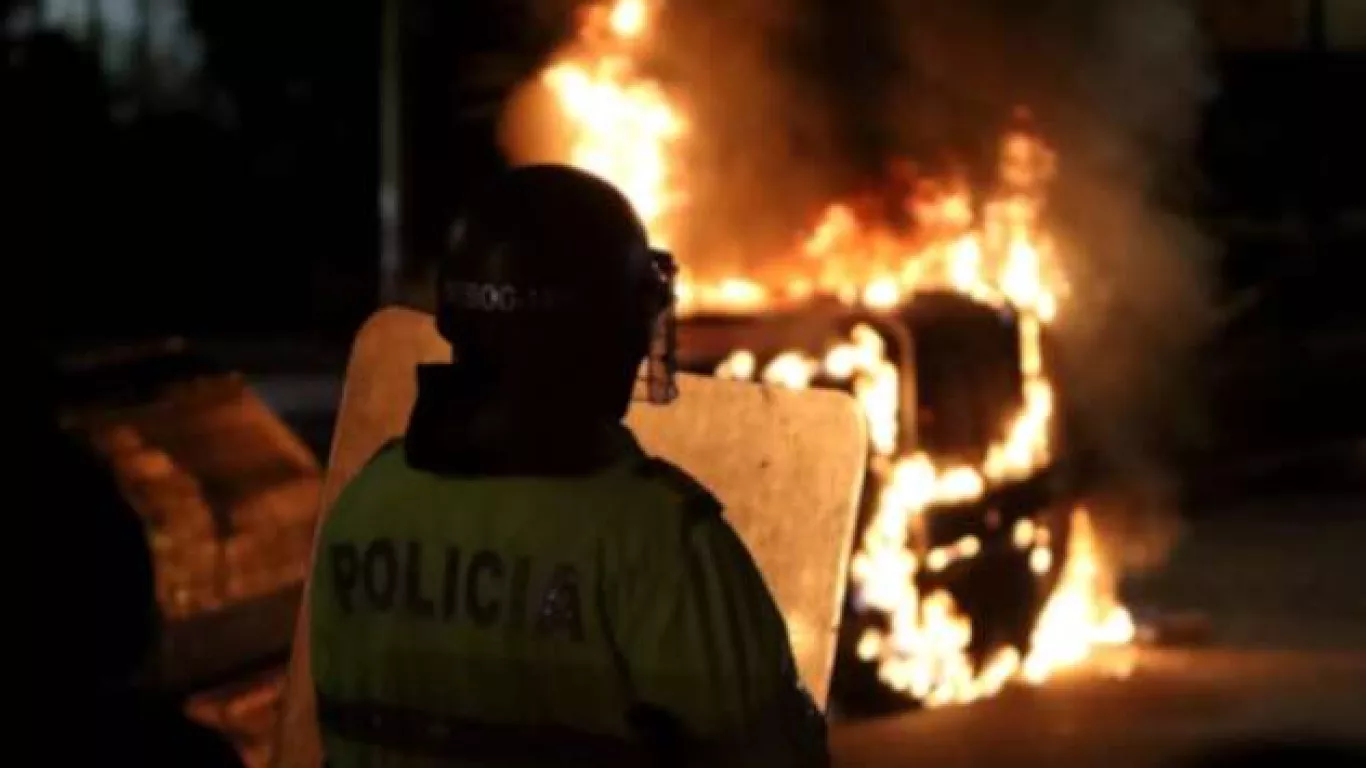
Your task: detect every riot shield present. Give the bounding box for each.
[273,306,867,767]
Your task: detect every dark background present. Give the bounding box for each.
[6,0,1364,477]
[8,0,380,340]
[7,1,1363,335]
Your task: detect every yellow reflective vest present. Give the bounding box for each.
[310,428,829,767]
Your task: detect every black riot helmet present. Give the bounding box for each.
[435,164,678,420]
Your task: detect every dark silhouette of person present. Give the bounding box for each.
[26,348,245,767]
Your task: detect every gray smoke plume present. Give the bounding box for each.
[1051,1,1220,573]
[659,0,1221,571]
[874,0,1221,571]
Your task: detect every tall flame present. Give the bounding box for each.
[539,0,1134,707]
[541,0,685,248]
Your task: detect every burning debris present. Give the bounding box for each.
[500,0,1172,708]
[56,344,321,690]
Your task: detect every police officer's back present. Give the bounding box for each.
[308,165,829,766]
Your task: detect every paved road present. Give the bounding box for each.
[832,648,1366,767]
[1126,506,1366,653]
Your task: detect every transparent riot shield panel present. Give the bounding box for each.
[274,306,867,767]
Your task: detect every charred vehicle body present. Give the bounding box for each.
[675,291,1080,713]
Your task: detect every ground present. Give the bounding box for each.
[833,648,1366,767]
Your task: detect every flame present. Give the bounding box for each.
[715,319,1131,704]
[1022,508,1137,683]
[537,0,1132,707]
[541,0,684,248]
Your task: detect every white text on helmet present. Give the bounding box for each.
[442,281,576,313]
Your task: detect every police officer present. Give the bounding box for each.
[309,164,829,767]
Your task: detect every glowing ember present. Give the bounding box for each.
[536,0,1134,707]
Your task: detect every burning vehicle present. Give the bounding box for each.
[505,0,1136,710]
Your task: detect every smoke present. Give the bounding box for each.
[651,0,845,273]
[870,0,1221,570]
[661,0,1220,569]
[504,0,1220,569]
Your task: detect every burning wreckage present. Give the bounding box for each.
[520,0,1137,710]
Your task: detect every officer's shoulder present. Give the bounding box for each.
[631,456,722,526]
[332,439,406,500]
[369,437,406,466]
[344,438,405,479]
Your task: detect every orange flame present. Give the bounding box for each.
[538,0,1133,706]
[541,0,684,248]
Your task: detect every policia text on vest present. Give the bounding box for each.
[330,539,585,641]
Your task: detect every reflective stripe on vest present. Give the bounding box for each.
[316,692,653,766]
